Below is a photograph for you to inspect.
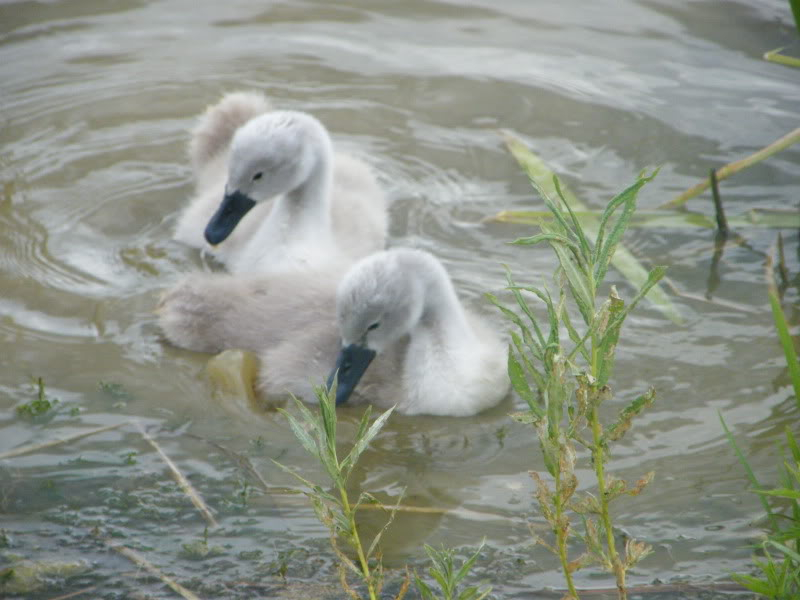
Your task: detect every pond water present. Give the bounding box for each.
[1,0,799,598]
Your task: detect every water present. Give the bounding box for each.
[1,0,799,597]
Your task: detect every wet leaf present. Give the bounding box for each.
[603,388,656,443]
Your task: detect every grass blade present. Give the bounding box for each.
[719,411,780,531]
[768,288,800,410]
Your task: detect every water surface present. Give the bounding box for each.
[1,0,799,598]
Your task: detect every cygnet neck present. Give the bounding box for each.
[262,138,335,256]
[414,256,475,347]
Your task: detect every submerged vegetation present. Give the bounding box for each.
[15,377,58,419]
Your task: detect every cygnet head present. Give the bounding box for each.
[327,249,438,406]
[204,111,332,245]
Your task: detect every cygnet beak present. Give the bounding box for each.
[327,343,377,406]
[204,190,256,245]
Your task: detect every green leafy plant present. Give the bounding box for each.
[490,139,664,599]
[273,384,404,600]
[721,253,800,598]
[414,541,491,600]
[767,261,800,411]
[723,421,800,598]
[16,377,58,419]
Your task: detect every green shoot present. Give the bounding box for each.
[414,540,491,600]
[273,383,404,600]
[726,425,800,599]
[15,377,58,419]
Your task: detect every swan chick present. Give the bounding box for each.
[328,249,509,417]
[203,108,387,274]
[205,111,330,245]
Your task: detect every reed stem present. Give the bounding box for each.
[662,127,800,209]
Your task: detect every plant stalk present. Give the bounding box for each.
[590,411,626,599]
[590,317,626,600]
[661,127,800,209]
[338,483,377,600]
[554,468,580,599]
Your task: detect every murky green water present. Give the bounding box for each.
[1,0,799,598]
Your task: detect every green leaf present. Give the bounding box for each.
[504,269,547,349]
[453,540,485,586]
[788,0,800,36]
[508,347,544,418]
[548,236,594,325]
[768,287,800,410]
[486,292,531,338]
[786,427,800,465]
[603,388,656,443]
[315,384,338,462]
[277,407,319,459]
[554,175,592,262]
[511,232,581,252]
[719,411,780,531]
[341,405,395,480]
[595,193,636,287]
[598,266,668,352]
[510,331,546,391]
[271,459,319,491]
[767,540,800,564]
[755,488,800,500]
[365,490,405,560]
[415,574,434,600]
[731,572,778,595]
[593,171,656,280]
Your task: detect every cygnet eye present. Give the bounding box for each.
[367,322,380,332]
[252,172,263,181]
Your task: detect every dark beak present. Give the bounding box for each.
[327,343,377,406]
[204,190,256,245]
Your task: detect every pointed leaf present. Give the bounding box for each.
[511,233,581,252]
[414,575,434,600]
[510,332,546,392]
[277,408,319,458]
[768,286,800,409]
[454,540,485,585]
[508,347,544,417]
[342,405,395,480]
[593,172,656,269]
[271,459,319,491]
[766,540,800,563]
[504,269,547,348]
[366,490,405,559]
[755,488,800,500]
[719,412,779,531]
[598,266,668,351]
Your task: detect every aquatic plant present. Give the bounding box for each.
[763,0,800,67]
[767,252,800,410]
[273,384,405,600]
[723,421,800,598]
[414,540,491,600]
[720,252,800,598]
[15,377,58,419]
[490,138,664,599]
